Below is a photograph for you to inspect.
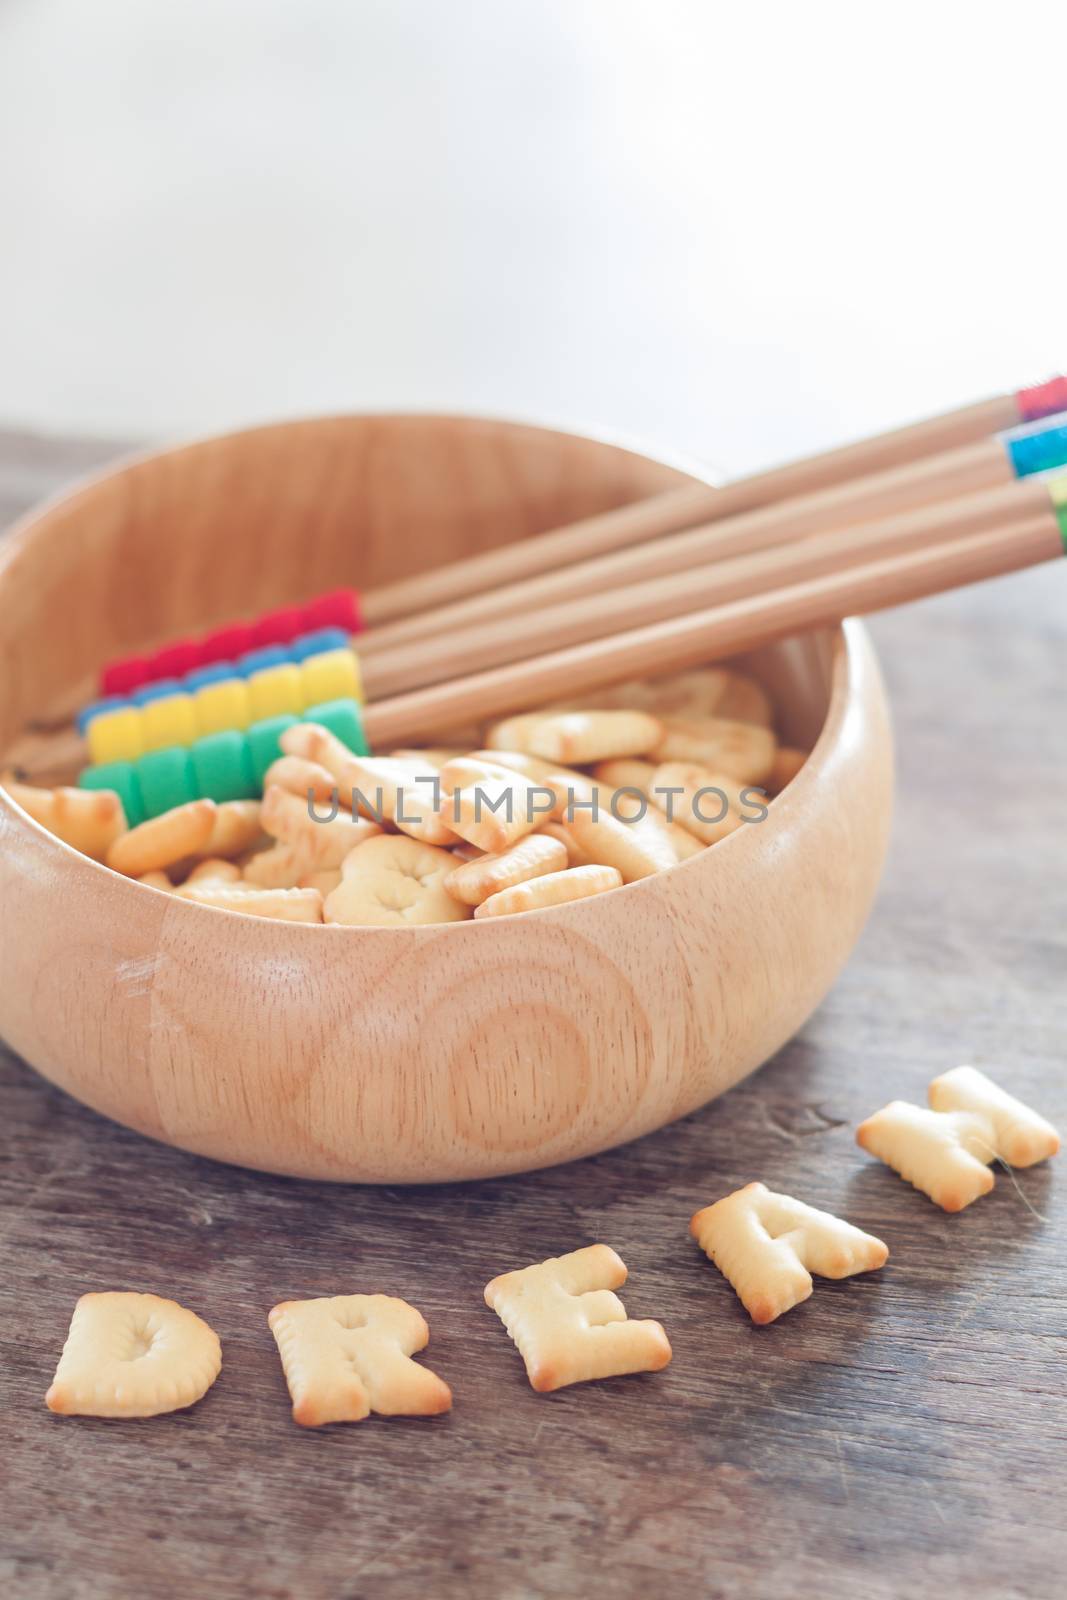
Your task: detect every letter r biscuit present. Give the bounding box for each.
[268,1294,451,1425]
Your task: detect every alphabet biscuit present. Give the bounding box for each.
[258,783,381,869]
[567,807,678,882]
[929,1065,1060,1167]
[591,759,657,794]
[263,753,341,804]
[388,747,465,770]
[650,762,750,845]
[650,716,776,784]
[279,722,360,787]
[204,799,265,859]
[4,778,127,861]
[184,858,242,884]
[468,748,595,819]
[449,840,484,864]
[280,724,453,842]
[690,1182,889,1324]
[300,867,343,897]
[486,709,661,765]
[241,843,311,890]
[484,1244,671,1391]
[617,794,703,861]
[473,863,622,918]
[438,756,547,853]
[857,1066,1060,1211]
[587,762,703,860]
[559,667,773,726]
[535,820,593,867]
[268,1294,451,1425]
[46,1291,221,1418]
[324,834,471,926]
[176,884,325,923]
[343,753,458,846]
[107,798,218,877]
[444,831,568,906]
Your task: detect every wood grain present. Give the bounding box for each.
[1,429,1065,1600]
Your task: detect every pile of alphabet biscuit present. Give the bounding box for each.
[5,585,804,923]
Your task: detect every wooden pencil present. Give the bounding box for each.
[360,381,1065,628]
[362,512,1063,746]
[359,480,1062,699]
[359,438,1055,656]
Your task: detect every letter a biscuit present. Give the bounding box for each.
[857,1065,1059,1210]
[690,1182,888,1324]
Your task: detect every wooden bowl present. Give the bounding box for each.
[0,415,893,1182]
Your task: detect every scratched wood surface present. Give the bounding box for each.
[1,429,1064,1600]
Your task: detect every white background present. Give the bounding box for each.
[0,0,1064,477]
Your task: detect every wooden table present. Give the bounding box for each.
[2,431,1064,1600]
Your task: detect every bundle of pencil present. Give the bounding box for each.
[10,375,1067,779]
[352,378,1067,741]
[357,374,1067,629]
